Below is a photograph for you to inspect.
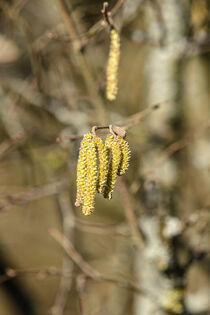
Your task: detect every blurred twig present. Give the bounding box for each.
[0,267,69,285]
[0,179,68,212]
[0,264,144,295]
[118,176,145,246]
[117,102,163,130]
[50,229,146,295]
[75,218,130,238]
[0,134,26,160]
[0,263,176,311]
[50,229,101,281]
[59,100,163,142]
[50,0,124,44]
[156,119,210,165]
[52,192,75,315]
[76,274,87,315]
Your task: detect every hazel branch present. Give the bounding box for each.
[50,229,147,295]
[50,229,101,281]
[57,100,163,143]
[118,176,145,247]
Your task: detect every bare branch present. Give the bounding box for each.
[50,229,101,281]
[0,133,26,160]
[118,176,145,247]
[51,192,75,315]
[0,179,68,212]
[58,100,163,142]
[156,119,210,165]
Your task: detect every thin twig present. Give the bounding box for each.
[31,0,124,53]
[0,265,144,296]
[50,229,101,281]
[117,101,164,130]
[0,134,26,160]
[118,176,145,247]
[76,274,87,315]
[77,0,124,41]
[0,267,69,285]
[156,119,210,166]
[101,2,114,28]
[50,229,146,295]
[0,179,68,212]
[58,100,163,143]
[51,192,75,315]
[75,219,130,238]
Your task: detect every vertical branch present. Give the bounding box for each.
[51,192,75,315]
[76,275,87,315]
[118,176,145,246]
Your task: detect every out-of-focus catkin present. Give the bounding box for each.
[106,29,120,101]
[75,133,93,207]
[117,137,131,175]
[103,134,122,199]
[82,138,98,216]
[94,136,109,194]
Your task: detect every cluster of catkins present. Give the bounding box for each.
[75,132,131,215]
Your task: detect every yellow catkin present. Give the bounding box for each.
[106,29,120,101]
[94,136,109,194]
[75,133,93,207]
[117,137,131,176]
[82,137,98,215]
[103,134,122,199]
[163,289,184,314]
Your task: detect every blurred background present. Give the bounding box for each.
[0,0,210,314]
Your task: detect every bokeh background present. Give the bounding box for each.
[0,0,210,314]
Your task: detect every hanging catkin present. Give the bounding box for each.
[106,29,120,101]
[117,137,131,175]
[103,134,122,199]
[75,133,93,207]
[94,136,109,194]
[82,137,98,215]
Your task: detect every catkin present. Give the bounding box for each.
[94,136,109,194]
[82,138,98,215]
[117,137,131,175]
[106,29,120,101]
[75,133,93,207]
[103,134,122,199]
